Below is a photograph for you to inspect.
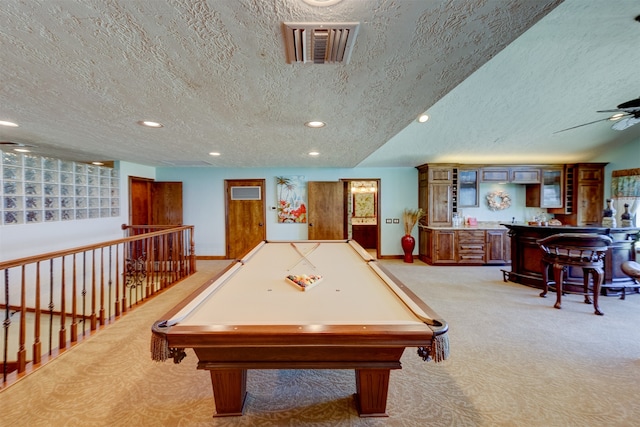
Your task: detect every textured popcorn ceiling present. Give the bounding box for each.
[0,0,638,168]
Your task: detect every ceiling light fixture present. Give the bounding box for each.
[209,152,221,156]
[14,148,30,153]
[309,151,320,156]
[137,120,163,128]
[417,114,429,123]
[609,113,625,121]
[305,121,326,128]
[92,161,104,166]
[0,120,19,127]
[301,0,344,7]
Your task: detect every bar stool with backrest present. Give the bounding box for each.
[621,260,640,292]
[537,233,613,315]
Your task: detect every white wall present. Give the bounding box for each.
[156,167,418,257]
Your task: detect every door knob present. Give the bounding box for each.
[259,222,263,226]
[309,223,313,226]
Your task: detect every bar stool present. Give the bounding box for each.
[537,233,613,315]
[621,261,640,293]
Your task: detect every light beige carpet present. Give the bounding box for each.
[1,259,640,426]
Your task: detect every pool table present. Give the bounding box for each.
[151,240,448,417]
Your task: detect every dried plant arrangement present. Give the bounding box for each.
[403,208,425,235]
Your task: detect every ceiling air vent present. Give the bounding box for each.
[283,22,359,64]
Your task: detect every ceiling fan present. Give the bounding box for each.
[554,96,640,133]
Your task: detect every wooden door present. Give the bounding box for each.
[129,177,182,225]
[307,181,345,240]
[130,177,152,225]
[225,179,266,259]
[151,182,183,225]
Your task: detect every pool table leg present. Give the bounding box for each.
[354,368,391,417]
[209,368,247,417]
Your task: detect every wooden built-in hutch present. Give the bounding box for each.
[416,163,609,266]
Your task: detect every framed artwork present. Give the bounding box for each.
[276,176,307,223]
[353,192,375,217]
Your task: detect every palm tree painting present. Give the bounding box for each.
[276,176,307,223]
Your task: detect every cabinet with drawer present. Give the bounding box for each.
[457,230,486,264]
[419,228,510,265]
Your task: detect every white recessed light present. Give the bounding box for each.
[137,120,164,128]
[209,152,221,156]
[302,0,344,6]
[0,120,19,127]
[14,148,30,153]
[609,113,625,121]
[305,121,326,128]
[417,114,429,123]
[92,161,104,166]
[309,151,320,156]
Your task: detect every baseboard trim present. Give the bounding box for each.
[376,255,403,260]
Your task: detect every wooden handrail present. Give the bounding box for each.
[0,224,196,389]
[0,226,193,270]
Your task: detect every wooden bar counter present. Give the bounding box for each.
[502,224,639,293]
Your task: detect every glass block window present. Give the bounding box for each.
[0,149,120,226]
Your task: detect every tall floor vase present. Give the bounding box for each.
[401,234,415,263]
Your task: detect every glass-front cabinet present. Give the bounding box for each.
[540,168,563,208]
[525,167,564,208]
[458,169,479,207]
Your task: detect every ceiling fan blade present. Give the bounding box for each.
[598,108,640,113]
[617,97,640,110]
[553,117,615,134]
[611,115,640,131]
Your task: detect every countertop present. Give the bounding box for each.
[419,222,508,231]
[501,223,640,233]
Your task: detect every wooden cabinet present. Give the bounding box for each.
[418,227,432,263]
[486,229,510,264]
[352,224,377,249]
[480,167,510,182]
[419,228,456,264]
[525,167,563,208]
[432,230,456,264]
[419,228,510,265]
[510,167,541,183]
[480,167,540,183]
[458,169,479,207]
[418,165,454,227]
[576,164,605,226]
[549,163,606,226]
[429,183,452,226]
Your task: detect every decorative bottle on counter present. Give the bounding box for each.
[602,199,616,228]
[621,203,632,227]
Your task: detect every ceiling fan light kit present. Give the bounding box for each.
[555,96,640,133]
